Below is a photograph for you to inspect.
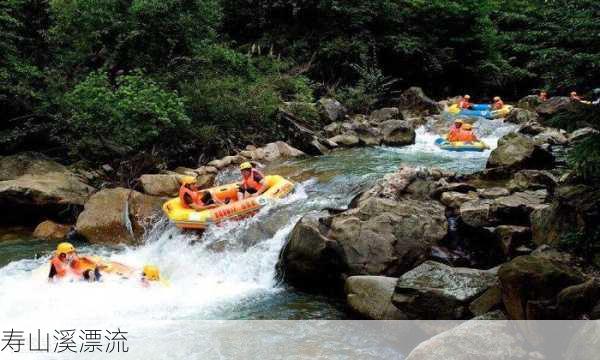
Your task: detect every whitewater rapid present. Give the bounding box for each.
[0,118,517,324]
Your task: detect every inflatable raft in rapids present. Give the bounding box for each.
[163,175,295,230]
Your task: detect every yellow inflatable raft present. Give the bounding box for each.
[163,175,295,230]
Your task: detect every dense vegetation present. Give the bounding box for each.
[1,0,599,168]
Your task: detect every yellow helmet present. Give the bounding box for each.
[454,119,464,124]
[463,123,473,130]
[180,176,197,185]
[56,242,75,256]
[142,265,160,281]
[464,94,471,99]
[240,162,252,170]
[493,96,501,101]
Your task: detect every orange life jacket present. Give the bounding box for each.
[241,169,264,192]
[50,256,82,279]
[447,126,462,142]
[179,185,199,209]
[456,130,477,142]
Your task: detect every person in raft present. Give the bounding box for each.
[447,119,464,142]
[492,96,504,110]
[238,162,267,199]
[458,95,473,109]
[457,123,478,142]
[539,91,548,102]
[49,242,100,282]
[179,177,224,210]
[141,265,161,287]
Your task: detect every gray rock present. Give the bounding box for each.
[381,120,416,146]
[491,225,531,256]
[318,97,347,122]
[518,121,547,136]
[75,188,163,245]
[535,96,572,115]
[392,261,498,319]
[330,197,447,276]
[406,320,526,360]
[328,133,360,147]
[530,185,600,247]
[140,174,196,197]
[506,108,539,124]
[498,255,585,319]
[469,284,502,316]
[345,276,406,319]
[397,87,442,116]
[533,128,568,145]
[440,191,478,208]
[0,153,95,223]
[508,170,558,193]
[477,187,510,199]
[517,94,543,111]
[278,211,341,287]
[368,107,401,123]
[487,132,554,170]
[323,122,342,137]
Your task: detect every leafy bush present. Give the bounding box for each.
[568,134,600,184]
[63,71,190,159]
[335,58,397,114]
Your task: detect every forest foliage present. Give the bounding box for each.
[1,0,599,167]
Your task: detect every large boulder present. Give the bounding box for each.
[280,167,448,288]
[535,96,572,116]
[533,128,568,145]
[317,97,347,123]
[278,211,345,288]
[508,170,557,193]
[405,320,528,360]
[368,107,401,124]
[397,87,442,116]
[505,108,539,124]
[328,133,360,147]
[323,122,342,137]
[391,261,498,319]
[517,94,542,111]
[345,276,406,319]
[0,153,95,223]
[329,197,446,277]
[279,109,334,155]
[487,132,554,170]
[498,255,585,319]
[261,141,306,161]
[33,220,71,241]
[459,190,547,228]
[381,120,416,146]
[75,188,164,245]
[556,279,600,319]
[350,123,382,146]
[530,185,600,248]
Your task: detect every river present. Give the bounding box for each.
[0,120,516,335]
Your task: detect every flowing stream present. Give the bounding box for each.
[0,119,517,325]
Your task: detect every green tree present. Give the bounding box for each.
[62,70,190,159]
